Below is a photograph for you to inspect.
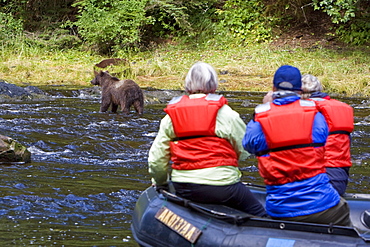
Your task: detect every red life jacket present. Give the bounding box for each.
[164,94,238,170]
[255,100,326,185]
[313,98,354,168]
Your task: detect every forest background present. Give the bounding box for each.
[0,0,369,96]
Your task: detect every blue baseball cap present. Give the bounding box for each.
[273,65,302,91]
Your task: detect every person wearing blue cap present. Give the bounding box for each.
[242,65,351,226]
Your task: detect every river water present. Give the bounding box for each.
[0,87,369,246]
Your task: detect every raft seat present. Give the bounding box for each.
[159,189,255,224]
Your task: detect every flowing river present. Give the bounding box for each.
[0,86,369,246]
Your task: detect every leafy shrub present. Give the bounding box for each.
[70,0,222,52]
[134,1,219,46]
[69,0,150,54]
[313,0,369,45]
[0,12,23,42]
[312,0,358,24]
[336,19,370,45]
[1,0,76,31]
[217,0,275,43]
[143,0,192,38]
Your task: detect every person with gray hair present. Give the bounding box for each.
[301,74,323,99]
[301,74,354,196]
[148,61,267,217]
[185,61,218,94]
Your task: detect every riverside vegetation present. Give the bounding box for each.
[1,42,369,96]
[0,0,369,96]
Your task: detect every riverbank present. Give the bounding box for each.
[0,42,369,96]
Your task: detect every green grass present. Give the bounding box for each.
[1,41,369,96]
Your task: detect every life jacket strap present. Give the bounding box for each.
[329,130,351,135]
[172,135,215,141]
[256,143,325,156]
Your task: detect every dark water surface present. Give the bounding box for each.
[0,87,369,246]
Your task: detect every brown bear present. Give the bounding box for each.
[91,71,144,115]
[94,58,127,69]
[94,58,132,80]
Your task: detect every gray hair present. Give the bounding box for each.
[185,62,218,94]
[301,74,323,99]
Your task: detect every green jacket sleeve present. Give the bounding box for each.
[148,114,175,186]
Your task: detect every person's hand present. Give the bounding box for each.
[262,91,273,103]
[154,184,169,193]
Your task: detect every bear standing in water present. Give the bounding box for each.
[91,71,144,115]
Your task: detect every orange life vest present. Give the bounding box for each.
[254,100,326,185]
[164,94,238,170]
[313,98,354,168]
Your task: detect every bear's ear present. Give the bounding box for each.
[100,71,105,76]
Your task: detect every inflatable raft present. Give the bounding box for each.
[131,184,370,247]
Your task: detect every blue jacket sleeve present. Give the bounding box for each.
[242,120,268,154]
[312,112,328,143]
